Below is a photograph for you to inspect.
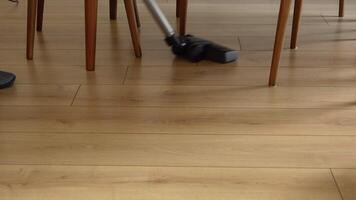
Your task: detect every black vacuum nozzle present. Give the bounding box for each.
[0,71,16,89]
[166,35,239,63]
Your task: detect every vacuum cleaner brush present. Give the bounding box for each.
[166,34,239,63]
[144,0,239,64]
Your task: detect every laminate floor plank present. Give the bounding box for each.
[0,35,239,51]
[0,165,341,200]
[1,0,356,198]
[1,132,356,168]
[125,66,356,87]
[1,106,356,135]
[0,23,332,37]
[332,169,356,200]
[4,50,356,68]
[0,85,79,106]
[73,85,356,108]
[0,66,127,85]
[3,65,356,86]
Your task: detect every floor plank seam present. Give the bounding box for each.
[2,105,356,110]
[2,131,356,138]
[7,83,356,88]
[1,162,356,170]
[321,14,331,25]
[122,65,130,85]
[70,84,82,106]
[65,104,356,110]
[237,36,243,50]
[330,169,345,200]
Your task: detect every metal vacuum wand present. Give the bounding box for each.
[143,0,175,37]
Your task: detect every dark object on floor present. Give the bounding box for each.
[166,34,239,63]
[0,71,16,89]
[144,0,239,64]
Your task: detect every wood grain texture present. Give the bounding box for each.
[2,65,356,86]
[5,49,356,68]
[1,132,356,168]
[1,0,356,198]
[0,35,240,51]
[0,165,342,200]
[240,35,356,51]
[333,169,356,200]
[0,23,333,37]
[73,85,356,108]
[1,106,356,135]
[0,85,79,106]
[0,66,127,85]
[125,66,356,87]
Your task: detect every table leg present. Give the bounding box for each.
[268,0,292,87]
[85,0,98,71]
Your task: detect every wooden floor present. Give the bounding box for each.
[2,0,356,199]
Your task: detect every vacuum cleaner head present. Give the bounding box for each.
[166,35,239,63]
[0,71,16,89]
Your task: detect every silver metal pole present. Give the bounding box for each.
[143,0,176,37]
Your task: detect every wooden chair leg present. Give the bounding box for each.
[85,0,98,71]
[178,0,188,36]
[27,0,38,60]
[110,0,117,20]
[339,0,344,17]
[269,0,292,87]
[176,0,181,18]
[36,0,44,31]
[133,0,141,28]
[124,0,142,57]
[290,0,303,49]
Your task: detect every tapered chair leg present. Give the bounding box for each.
[124,0,142,57]
[85,0,98,71]
[290,0,303,49]
[133,0,141,28]
[27,0,38,60]
[178,0,188,36]
[176,0,181,18]
[269,0,292,87]
[110,0,117,20]
[339,0,344,17]
[36,0,44,31]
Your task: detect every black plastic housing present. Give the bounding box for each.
[0,71,16,89]
[165,35,238,63]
